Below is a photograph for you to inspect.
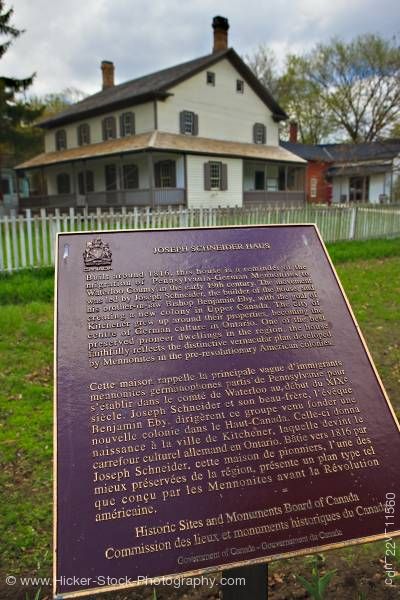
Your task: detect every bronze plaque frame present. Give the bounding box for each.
[54,224,400,598]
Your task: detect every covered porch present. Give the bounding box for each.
[17,151,186,211]
[243,160,306,206]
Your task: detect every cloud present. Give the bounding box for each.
[2,0,399,96]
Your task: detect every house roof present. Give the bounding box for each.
[327,161,392,177]
[16,131,305,170]
[281,139,400,163]
[37,48,287,129]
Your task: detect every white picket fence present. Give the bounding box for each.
[0,204,400,273]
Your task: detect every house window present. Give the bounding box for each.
[78,171,94,194]
[310,177,318,199]
[210,162,222,189]
[55,130,67,151]
[204,161,228,191]
[77,123,90,146]
[206,71,215,86]
[120,112,135,137]
[154,160,176,188]
[105,164,117,190]
[102,116,117,141]
[56,173,70,194]
[349,176,369,202]
[236,79,244,93]
[255,170,265,190]
[179,110,198,136]
[266,164,285,191]
[123,164,139,189]
[287,166,305,191]
[253,123,266,144]
[1,178,11,195]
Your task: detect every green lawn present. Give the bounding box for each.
[0,237,399,595]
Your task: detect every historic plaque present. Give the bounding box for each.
[54,225,400,598]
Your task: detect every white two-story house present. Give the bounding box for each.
[16,16,305,210]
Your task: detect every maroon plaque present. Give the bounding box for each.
[54,225,400,598]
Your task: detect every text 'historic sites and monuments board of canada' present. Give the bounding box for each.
[54,225,400,598]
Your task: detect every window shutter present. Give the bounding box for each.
[133,165,139,188]
[78,172,84,194]
[57,173,70,194]
[77,127,82,147]
[169,161,176,188]
[179,111,185,134]
[86,125,91,145]
[193,113,199,136]
[253,123,266,144]
[253,123,257,144]
[119,114,124,137]
[221,163,228,191]
[204,162,211,191]
[131,112,136,135]
[111,117,116,138]
[102,119,107,141]
[154,162,161,187]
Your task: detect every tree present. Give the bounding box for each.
[244,45,281,98]
[245,45,336,143]
[0,0,43,162]
[246,34,400,144]
[29,87,87,118]
[278,55,336,144]
[390,121,400,138]
[306,34,400,142]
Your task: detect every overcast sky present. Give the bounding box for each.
[2,0,399,97]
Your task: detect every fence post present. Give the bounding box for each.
[25,209,34,266]
[0,216,4,272]
[4,215,12,272]
[10,210,19,270]
[349,206,358,240]
[18,213,27,269]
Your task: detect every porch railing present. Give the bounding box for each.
[243,191,305,206]
[20,188,186,210]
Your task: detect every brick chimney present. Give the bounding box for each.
[212,16,229,53]
[289,121,298,143]
[101,61,115,90]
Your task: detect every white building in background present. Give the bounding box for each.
[16,16,305,211]
[283,135,400,205]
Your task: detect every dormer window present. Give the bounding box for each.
[207,71,215,86]
[120,112,135,137]
[55,129,67,151]
[236,79,244,93]
[102,116,116,141]
[179,110,199,136]
[77,123,90,146]
[253,123,266,144]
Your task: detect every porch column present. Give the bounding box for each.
[184,154,188,206]
[362,176,367,203]
[284,165,288,203]
[40,166,46,197]
[147,152,155,207]
[71,162,77,204]
[119,153,124,205]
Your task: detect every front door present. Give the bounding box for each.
[349,176,369,202]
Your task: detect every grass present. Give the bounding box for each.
[0,237,399,592]
[326,236,400,264]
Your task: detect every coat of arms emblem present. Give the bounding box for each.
[83,238,112,267]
